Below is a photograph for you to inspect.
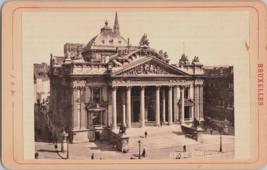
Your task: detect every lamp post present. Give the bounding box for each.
[138,140,141,159]
[54,128,69,159]
[219,127,223,152]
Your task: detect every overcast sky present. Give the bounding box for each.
[22,11,249,66]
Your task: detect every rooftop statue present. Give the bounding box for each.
[179,54,190,66]
[159,50,164,56]
[164,52,168,59]
[139,34,150,46]
[73,52,84,60]
[192,56,200,63]
[65,51,71,59]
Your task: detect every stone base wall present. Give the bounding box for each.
[108,129,130,152]
[71,128,109,143]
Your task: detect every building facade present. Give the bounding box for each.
[34,63,50,104]
[203,66,234,125]
[49,13,205,143]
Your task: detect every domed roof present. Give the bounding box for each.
[88,32,127,47]
[86,18,127,47]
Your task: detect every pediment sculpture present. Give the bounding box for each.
[118,61,176,76]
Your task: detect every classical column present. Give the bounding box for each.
[173,86,179,122]
[100,111,103,127]
[189,84,194,121]
[180,86,185,124]
[140,86,145,128]
[194,85,199,120]
[87,112,90,129]
[126,86,132,128]
[162,88,166,123]
[112,86,117,129]
[88,111,93,129]
[155,86,160,126]
[122,87,126,125]
[199,85,204,120]
[168,86,173,125]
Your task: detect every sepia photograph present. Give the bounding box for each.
[28,11,241,160]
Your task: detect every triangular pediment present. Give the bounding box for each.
[111,56,190,77]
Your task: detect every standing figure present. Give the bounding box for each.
[160,121,163,127]
[210,128,213,135]
[144,131,147,138]
[35,152,39,159]
[183,145,186,152]
[91,153,94,160]
[142,148,146,157]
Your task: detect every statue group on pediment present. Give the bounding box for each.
[158,50,168,59]
[121,63,171,75]
[179,54,190,66]
[139,34,150,46]
[192,56,200,63]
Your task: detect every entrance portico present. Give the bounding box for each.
[110,80,203,129]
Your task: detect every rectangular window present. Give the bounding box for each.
[93,88,101,102]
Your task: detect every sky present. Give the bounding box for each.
[22,11,249,66]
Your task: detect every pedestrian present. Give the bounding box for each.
[145,131,147,138]
[160,121,163,127]
[35,152,39,159]
[176,153,181,159]
[142,148,146,157]
[54,132,58,144]
[183,145,186,152]
[91,153,94,160]
[210,128,213,135]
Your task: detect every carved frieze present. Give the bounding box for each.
[118,61,175,76]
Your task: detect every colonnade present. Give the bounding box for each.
[111,84,203,129]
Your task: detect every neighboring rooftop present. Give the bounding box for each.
[204,66,233,78]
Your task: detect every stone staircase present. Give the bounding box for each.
[123,124,199,153]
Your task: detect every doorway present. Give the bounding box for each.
[185,106,190,119]
[95,132,100,140]
[133,101,140,122]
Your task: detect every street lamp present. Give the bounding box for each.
[219,127,223,152]
[54,128,70,159]
[138,140,141,159]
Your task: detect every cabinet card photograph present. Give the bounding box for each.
[2,1,267,169]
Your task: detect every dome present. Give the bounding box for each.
[86,17,128,48]
[87,33,127,47]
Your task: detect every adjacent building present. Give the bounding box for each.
[203,66,234,125]
[49,13,206,143]
[34,63,50,104]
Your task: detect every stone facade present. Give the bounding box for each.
[203,66,234,125]
[49,13,205,143]
[34,63,50,103]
